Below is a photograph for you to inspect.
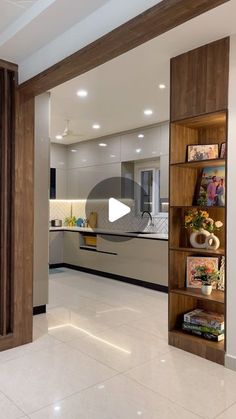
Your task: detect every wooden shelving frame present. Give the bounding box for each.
[168,110,227,365]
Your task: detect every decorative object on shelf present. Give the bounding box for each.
[218,256,225,291]
[187,144,219,162]
[193,264,220,295]
[185,209,223,249]
[64,215,77,227]
[205,233,220,250]
[195,166,225,207]
[186,256,219,289]
[189,229,211,249]
[76,218,84,227]
[182,309,224,342]
[220,142,226,159]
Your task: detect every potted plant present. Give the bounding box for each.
[184,209,223,249]
[193,265,220,295]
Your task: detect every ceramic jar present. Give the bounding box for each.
[190,229,211,249]
[201,284,213,296]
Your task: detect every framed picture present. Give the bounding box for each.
[220,142,226,159]
[195,165,225,207]
[186,256,219,289]
[187,144,219,162]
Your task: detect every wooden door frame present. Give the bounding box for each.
[14,0,228,348]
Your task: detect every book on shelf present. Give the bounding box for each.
[182,322,224,336]
[182,324,224,342]
[184,309,224,332]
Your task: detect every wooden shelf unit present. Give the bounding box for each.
[169,110,227,366]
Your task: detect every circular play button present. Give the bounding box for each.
[85,177,150,242]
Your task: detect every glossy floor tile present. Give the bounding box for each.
[0,392,26,419]
[28,375,200,419]
[126,349,236,419]
[0,343,116,414]
[69,323,170,372]
[0,268,236,419]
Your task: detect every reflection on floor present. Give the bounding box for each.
[0,268,235,418]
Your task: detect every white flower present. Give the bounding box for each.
[215,221,223,228]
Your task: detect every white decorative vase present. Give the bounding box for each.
[190,229,210,249]
[205,233,220,250]
[201,284,213,296]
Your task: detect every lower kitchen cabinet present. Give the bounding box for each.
[50,231,168,287]
[49,231,64,265]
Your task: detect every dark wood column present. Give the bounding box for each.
[0,60,34,351]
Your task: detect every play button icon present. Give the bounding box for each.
[108,198,131,222]
[85,176,149,241]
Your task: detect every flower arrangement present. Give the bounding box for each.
[184,209,223,233]
[193,265,220,286]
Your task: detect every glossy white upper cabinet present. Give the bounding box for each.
[67,136,121,169]
[67,163,122,199]
[120,123,169,162]
[51,143,68,169]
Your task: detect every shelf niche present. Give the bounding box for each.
[168,38,229,366]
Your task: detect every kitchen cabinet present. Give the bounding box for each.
[120,123,169,162]
[50,122,169,200]
[50,230,168,287]
[67,136,121,169]
[49,231,64,265]
[67,163,122,199]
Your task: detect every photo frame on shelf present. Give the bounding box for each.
[194,165,225,207]
[220,142,226,159]
[186,256,219,289]
[186,144,219,162]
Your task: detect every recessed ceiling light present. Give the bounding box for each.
[110,154,116,158]
[158,83,166,89]
[144,109,153,116]
[93,124,101,129]
[55,135,63,140]
[136,148,142,153]
[99,143,107,147]
[77,89,88,97]
[71,149,77,153]
[138,134,144,139]
[54,406,61,412]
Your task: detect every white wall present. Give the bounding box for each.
[226,34,236,370]
[34,93,50,308]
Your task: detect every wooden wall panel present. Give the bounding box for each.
[0,67,16,338]
[171,37,229,121]
[0,61,34,351]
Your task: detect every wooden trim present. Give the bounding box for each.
[19,0,229,99]
[0,59,18,72]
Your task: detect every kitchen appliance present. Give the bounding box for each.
[51,219,62,227]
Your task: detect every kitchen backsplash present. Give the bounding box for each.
[50,200,168,234]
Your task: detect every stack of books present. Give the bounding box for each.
[182,309,224,342]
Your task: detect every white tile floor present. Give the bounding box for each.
[0,268,236,418]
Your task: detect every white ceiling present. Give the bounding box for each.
[0,0,111,62]
[50,0,236,144]
[0,0,39,32]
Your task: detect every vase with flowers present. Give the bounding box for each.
[185,209,223,250]
[193,265,220,295]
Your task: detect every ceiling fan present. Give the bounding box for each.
[56,120,84,141]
